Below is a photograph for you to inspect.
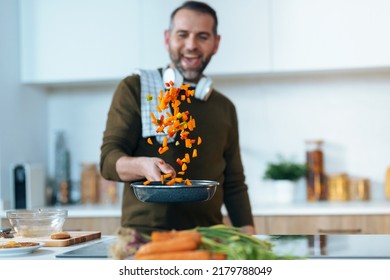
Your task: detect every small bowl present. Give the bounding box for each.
[6,209,68,237]
[131,180,219,203]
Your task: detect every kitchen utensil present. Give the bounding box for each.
[6,208,67,237]
[131,180,219,203]
[0,227,15,238]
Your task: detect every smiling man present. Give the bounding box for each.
[100,1,255,235]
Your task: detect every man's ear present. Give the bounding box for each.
[213,34,221,55]
[164,30,170,50]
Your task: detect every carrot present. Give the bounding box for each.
[134,250,211,260]
[151,230,202,243]
[135,236,200,256]
[211,253,227,260]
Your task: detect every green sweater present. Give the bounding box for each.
[100,74,254,233]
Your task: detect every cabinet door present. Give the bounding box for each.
[265,215,390,234]
[271,0,390,72]
[20,0,141,83]
[206,0,271,75]
[139,0,271,75]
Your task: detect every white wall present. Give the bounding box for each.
[46,69,390,203]
[0,0,48,209]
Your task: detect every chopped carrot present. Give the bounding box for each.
[192,149,197,158]
[184,179,192,186]
[166,178,175,186]
[182,163,187,171]
[147,137,153,145]
[158,146,169,154]
[162,136,168,147]
[143,180,151,185]
[197,136,202,145]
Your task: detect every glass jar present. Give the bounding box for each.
[80,163,99,204]
[305,140,327,201]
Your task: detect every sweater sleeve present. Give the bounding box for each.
[100,76,141,181]
[222,104,254,227]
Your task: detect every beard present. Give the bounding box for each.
[169,51,212,82]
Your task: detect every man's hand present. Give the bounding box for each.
[116,156,176,182]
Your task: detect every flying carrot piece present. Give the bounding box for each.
[158,146,169,154]
[166,178,175,186]
[178,171,185,175]
[143,180,151,185]
[192,149,197,158]
[182,163,187,171]
[184,179,192,186]
[147,137,153,145]
[174,177,183,183]
[197,136,202,145]
[146,93,153,101]
[162,136,168,147]
[185,153,190,163]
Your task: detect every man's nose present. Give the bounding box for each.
[185,35,198,50]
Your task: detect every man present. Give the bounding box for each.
[100,1,255,235]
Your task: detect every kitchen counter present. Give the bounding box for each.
[0,236,116,260]
[3,199,390,219]
[2,234,390,260]
[22,200,390,218]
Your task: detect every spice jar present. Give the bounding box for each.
[305,140,327,201]
[327,173,350,201]
[349,177,370,201]
[80,163,99,204]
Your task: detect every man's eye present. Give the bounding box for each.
[177,33,187,38]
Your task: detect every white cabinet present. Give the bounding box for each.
[20,0,141,83]
[205,0,271,75]
[271,0,390,72]
[20,0,390,83]
[139,0,272,75]
[20,0,271,83]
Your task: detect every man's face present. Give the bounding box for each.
[164,8,220,83]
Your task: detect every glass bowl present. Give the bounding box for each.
[6,209,68,237]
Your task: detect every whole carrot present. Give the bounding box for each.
[135,236,200,256]
[134,250,211,260]
[151,230,202,243]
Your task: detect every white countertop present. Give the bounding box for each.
[0,236,115,260]
[42,200,390,218]
[3,200,390,219]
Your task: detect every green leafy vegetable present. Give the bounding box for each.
[195,224,300,260]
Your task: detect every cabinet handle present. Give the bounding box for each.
[318,228,362,234]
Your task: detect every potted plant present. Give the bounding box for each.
[263,157,307,203]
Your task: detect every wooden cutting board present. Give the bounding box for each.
[13,231,101,247]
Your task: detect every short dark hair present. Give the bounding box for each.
[170,1,218,35]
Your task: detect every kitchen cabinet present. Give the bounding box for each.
[19,0,271,84]
[253,215,390,235]
[20,0,142,83]
[271,0,390,72]
[139,0,271,74]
